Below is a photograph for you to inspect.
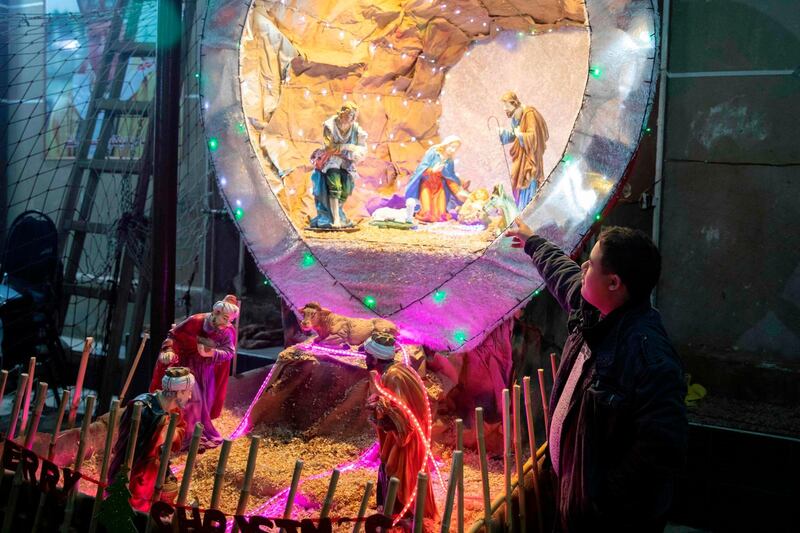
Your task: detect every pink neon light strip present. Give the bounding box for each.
[229,362,278,439]
[369,372,445,525]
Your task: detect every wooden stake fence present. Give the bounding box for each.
[19,357,36,435]
[232,436,261,533]
[68,337,93,428]
[88,399,120,533]
[352,481,374,533]
[7,372,28,439]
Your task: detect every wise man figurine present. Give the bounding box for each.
[366,332,437,523]
[498,91,549,209]
[309,101,368,228]
[109,366,194,512]
[149,295,239,449]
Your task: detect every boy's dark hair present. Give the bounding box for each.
[598,226,661,302]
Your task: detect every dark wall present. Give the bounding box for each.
[657,0,800,402]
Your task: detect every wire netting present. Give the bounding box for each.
[1,0,211,381]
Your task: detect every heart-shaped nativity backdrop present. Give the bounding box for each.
[200,0,658,351]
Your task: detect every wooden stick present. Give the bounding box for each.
[320,468,341,520]
[7,372,28,440]
[68,337,93,428]
[537,369,549,440]
[1,461,24,532]
[32,389,70,532]
[281,459,304,531]
[549,353,558,382]
[523,377,544,533]
[177,423,204,506]
[475,407,493,531]
[440,450,463,533]
[124,402,144,473]
[0,369,8,402]
[59,394,96,533]
[412,472,428,533]
[456,418,464,533]
[466,443,549,533]
[502,389,513,532]
[88,399,120,533]
[31,389,69,533]
[352,481,374,533]
[232,436,261,533]
[383,476,400,520]
[73,395,96,472]
[119,332,149,403]
[24,381,48,449]
[149,412,179,508]
[513,384,527,533]
[48,389,71,460]
[20,356,36,436]
[210,439,233,509]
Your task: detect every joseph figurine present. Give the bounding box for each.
[499,91,549,209]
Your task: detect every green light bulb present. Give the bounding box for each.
[589,66,602,78]
[208,137,219,151]
[594,213,602,221]
[432,290,447,304]
[301,251,316,269]
[453,329,468,344]
[236,122,247,135]
[234,207,245,220]
[363,295,377,309]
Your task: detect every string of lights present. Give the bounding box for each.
[206,0,660,354]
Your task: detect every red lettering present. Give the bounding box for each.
[39,459,60,493]
[202,508,227,533]
[176,506,203,532]
[300,518,332,533]
[21,448,39,483]
[149,501,175,533]
[364,514,392,533]
[2,439,21,471]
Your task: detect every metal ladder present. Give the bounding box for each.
[56,0,155,410]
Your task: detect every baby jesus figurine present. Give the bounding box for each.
[149,295,239,450]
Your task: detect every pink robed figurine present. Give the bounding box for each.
[149,295,239,449]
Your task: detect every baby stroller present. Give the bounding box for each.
[0,210,68,397]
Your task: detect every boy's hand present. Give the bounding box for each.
[505,217,535,248]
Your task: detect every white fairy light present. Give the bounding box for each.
[297,129,304,137]
[321,88,328,96]
[220,177,227,186]
[411,136,417,142]
[338,30,345,40]
[236,199,242,206]
[403,99,409,107]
